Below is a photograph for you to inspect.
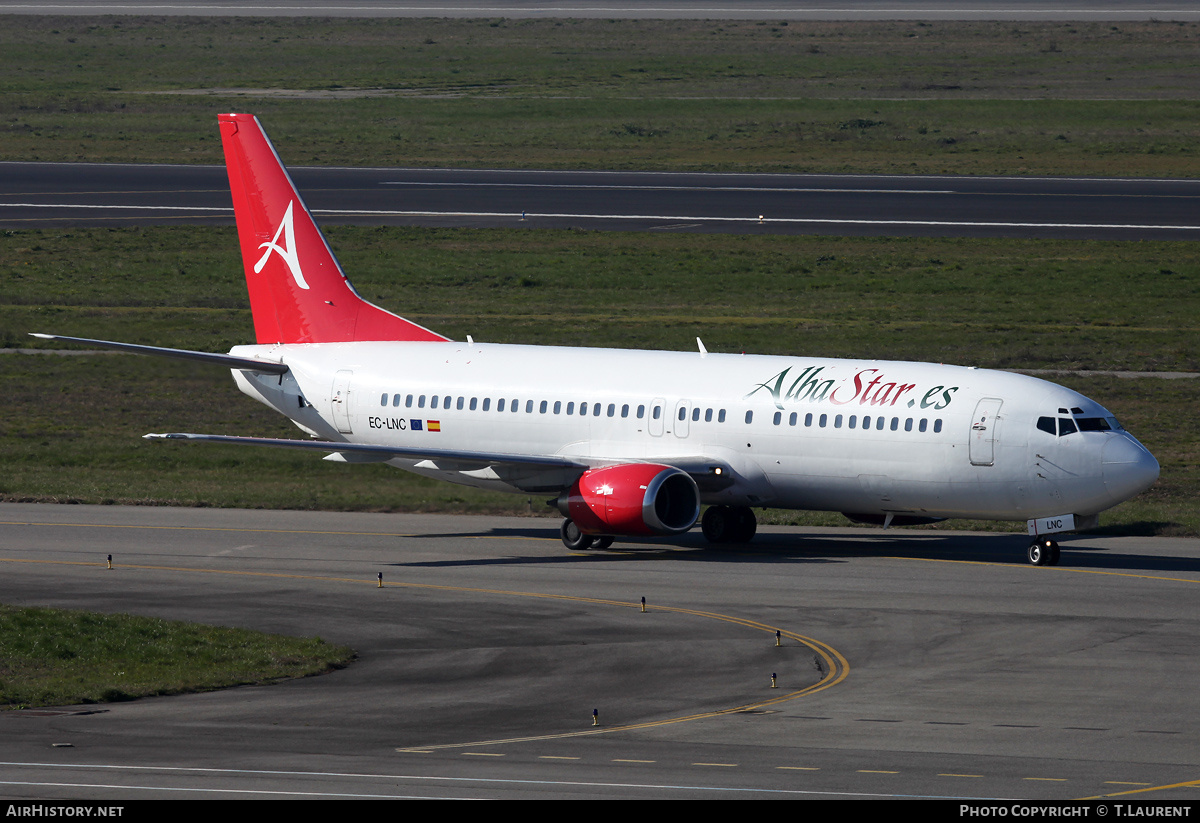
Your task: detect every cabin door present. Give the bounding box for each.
[969,397,1003,466]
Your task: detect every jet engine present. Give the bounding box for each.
[556,463,700,536]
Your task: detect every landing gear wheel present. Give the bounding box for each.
[561,518,594,550]
[592,536,615,550]
[702,506,732,543]
[702,506,757,544]
[1027,538,1060,566]
[728,506,757,543]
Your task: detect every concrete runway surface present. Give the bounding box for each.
[2,502,1198,799]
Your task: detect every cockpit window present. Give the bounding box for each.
[1040,415,1100,436]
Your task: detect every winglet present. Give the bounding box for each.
[218,113,449,345]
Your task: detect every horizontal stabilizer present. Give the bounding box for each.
[30,334,289,375]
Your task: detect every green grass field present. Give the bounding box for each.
[1,17,1198,175]
[0,604,353,709]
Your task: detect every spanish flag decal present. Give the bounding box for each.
[428,420,441,432]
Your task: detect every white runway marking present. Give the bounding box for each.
[0,761,1009,800]
[3,201,1199,232]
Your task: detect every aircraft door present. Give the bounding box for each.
[969,397,1003,466]
[331,370,354,434]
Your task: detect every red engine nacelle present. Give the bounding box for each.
[556,463,700,536]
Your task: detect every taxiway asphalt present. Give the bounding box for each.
[2,503,1198,800]
[3,1,1199,22]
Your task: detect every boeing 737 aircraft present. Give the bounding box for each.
[35,114,1160,566]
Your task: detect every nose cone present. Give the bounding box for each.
[1102,434,1160,504]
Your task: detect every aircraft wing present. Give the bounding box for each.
[143,432,589,471]
[30,334,289,375]
[142,434,739,495]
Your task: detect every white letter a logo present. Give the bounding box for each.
[254,200,310,289]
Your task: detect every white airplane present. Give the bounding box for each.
[35,113,1160,566]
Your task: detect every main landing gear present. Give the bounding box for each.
[560,519,614,551]
[701,505,757,544]
[1027,538,1061,566]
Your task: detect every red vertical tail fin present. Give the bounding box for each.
[218,113,448,344]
